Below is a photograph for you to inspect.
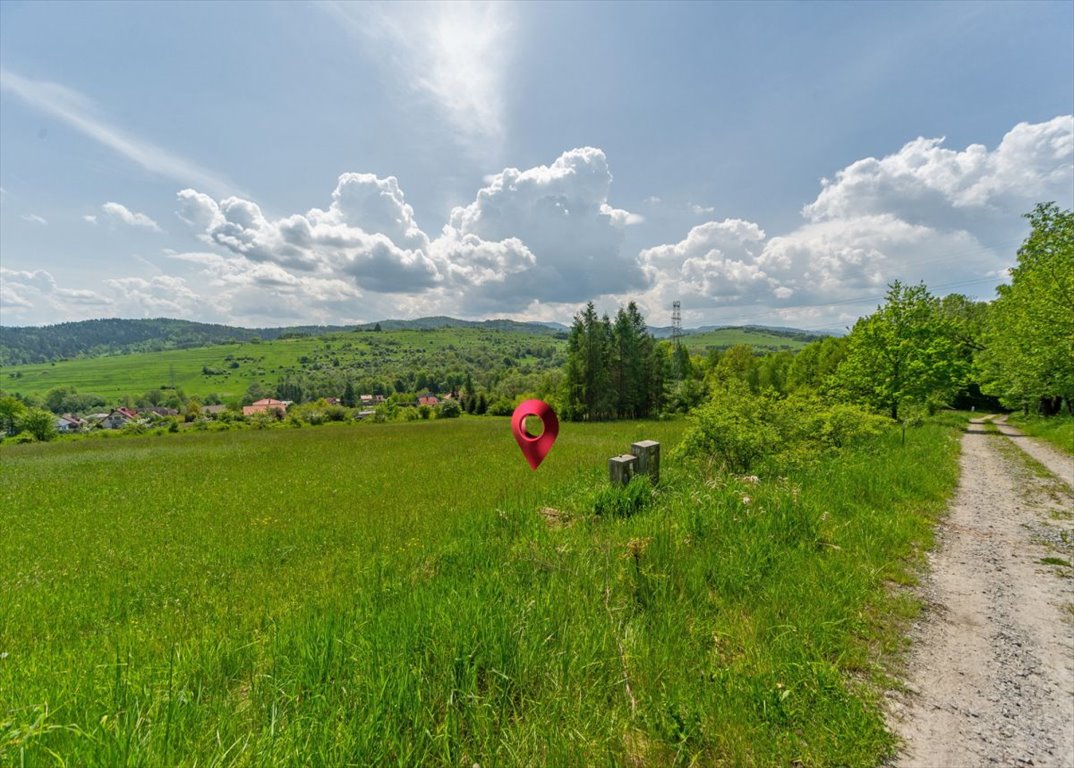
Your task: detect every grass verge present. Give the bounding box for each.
[1005,412,1074,456]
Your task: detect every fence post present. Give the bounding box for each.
[630,440,660,484]
[608,454,638,486]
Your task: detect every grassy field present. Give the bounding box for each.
[1005,412,1074,455]
[0,414,962,765]
[0,327,563,402]
[680,327,818,353]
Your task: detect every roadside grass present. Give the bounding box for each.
[983,419,1072,509]
[1,415,961,765]
[1005,413,1074,457]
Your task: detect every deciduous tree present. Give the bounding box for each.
[835,281,968,419]
[978,203,1073,414]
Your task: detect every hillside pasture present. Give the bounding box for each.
[0,414,961,765]
[0,327,563,402]
[680,327,819,353]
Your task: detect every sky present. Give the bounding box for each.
[1,1,1071,332]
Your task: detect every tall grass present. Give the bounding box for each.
[1,416,960,765]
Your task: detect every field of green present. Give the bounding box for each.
[0,328,563,403]
[0,325,822,406]
[680,327,819,353]
[1,414,962,765]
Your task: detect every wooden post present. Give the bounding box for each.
[630,440,660,484]
[608,454,638,486]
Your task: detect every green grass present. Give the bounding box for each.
[0,415,961,766]
[0,327,564,403]
[0,325,820,405]
[1005,412,1074,456]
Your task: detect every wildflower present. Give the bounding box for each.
[742,495,751,505]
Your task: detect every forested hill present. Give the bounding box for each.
[0,316,564,365]
[0,319,335,365]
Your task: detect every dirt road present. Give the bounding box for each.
[888,417,1074,767]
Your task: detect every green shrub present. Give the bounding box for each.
[121,421,147,436]
[676,381,779,472]
[437,400,462,419]
[324,405,349,422]
[677,381,889,471]
[11,431,36,444]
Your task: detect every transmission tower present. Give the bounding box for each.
[671,301,682,347]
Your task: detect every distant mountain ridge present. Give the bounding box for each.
[0,316,822,366]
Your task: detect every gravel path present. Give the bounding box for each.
[993,417,1074,489]
[888,417,1074,767]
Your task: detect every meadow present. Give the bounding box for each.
[0,328,563,403]
[679,327,816,354]
[0,325,816,404]
[0,414,962,766]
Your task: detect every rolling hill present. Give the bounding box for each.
[0,318,826,405]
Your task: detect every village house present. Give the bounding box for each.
[55,414,85,433]
[417,394,439,407]
[101,407,139,429]
[242,398,290,416]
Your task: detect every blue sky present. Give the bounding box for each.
[1,0,1071,331]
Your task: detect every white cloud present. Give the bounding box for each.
[83,214,97,224]
[177,147,645,311]
[804,115,1073,226]
[177,173,441,290]
[690,203,716,215]
[628,116,1073,328]
[443,147,648,309]
[0,268,112,323]
[164,250,363,323]
[0,69,240,197]
[101,202,161,231]
[20,213,47,225]
[324,1,513,156]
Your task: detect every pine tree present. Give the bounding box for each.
[342,380,357,408]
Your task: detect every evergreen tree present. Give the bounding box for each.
[342,380,357,407]
[564,301,662,420]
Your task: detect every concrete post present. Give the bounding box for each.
[630,440,660,484]
[608,454,638,486]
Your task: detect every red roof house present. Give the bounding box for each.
[243,398,289,416]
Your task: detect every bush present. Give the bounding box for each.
[593,474,653,518]
[677,382,889,472]
[676,381,779,472]
[121,421,147,436]
[11,431,36,444]
[437,400,462,419]
[487,399,515,417]
[19,408,58,442]
[324,405,349,422]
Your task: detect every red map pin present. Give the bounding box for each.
[511,399,559,470]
